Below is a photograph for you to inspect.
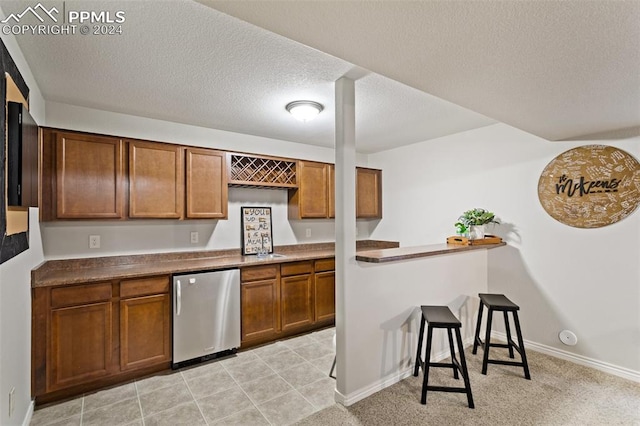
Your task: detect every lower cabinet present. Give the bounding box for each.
[281,262,314,331]
[119,276,171,371]
[240,269,280,342]
[49,301,113,391]
[240,259,335,347]
[32,276,171,403]
[314,258,336,322]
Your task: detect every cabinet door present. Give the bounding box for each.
[328,164,335,219]
[55,132,124,219]
[129,141,184,218]
[120,294,171,371]
[356,167,382,219]
[291,161,329,219]
[49,302,113,391]
[241,279,280,342]
[314,271,335,323]
[186,148,228,219]
[281,274,313,331]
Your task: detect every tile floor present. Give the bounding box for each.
[31,327,337,426]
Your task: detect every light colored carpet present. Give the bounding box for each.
[296,347,640,425]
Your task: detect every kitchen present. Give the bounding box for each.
[1,1,640,426]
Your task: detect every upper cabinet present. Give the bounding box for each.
[41,129,227,221]
[47,131,125,220]
[41,128,381,222]
[288,161,331,219]
[356,167,382,219]
[289,161,381,219]
[186,148,228,219]
[129,141,184,219]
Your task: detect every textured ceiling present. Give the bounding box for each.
[1,0,494,154]
[203,0,640,142]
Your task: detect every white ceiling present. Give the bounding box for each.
[3,1,638,154]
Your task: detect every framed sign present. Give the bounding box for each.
[241,206,273,255]
[538,145,640,228]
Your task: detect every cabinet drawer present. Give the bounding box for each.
[120,276,170,298]
[241,265,278,282]
[51,282,112,308]
[281,261,313,277]
[314,258,335,272]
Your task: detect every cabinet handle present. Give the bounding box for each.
[176,279,182,316]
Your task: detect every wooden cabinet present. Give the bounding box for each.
[119,277,171,371]
[240,265,280,343]
[289,162,382,219]
[32,276,171,403]
[129,141,184,218]
[52,132,125,219]
[280,261,314,331]
[46,282,114,391]
[314,258,335,322]
[186,148,228,219]
[357,167,382,219]
[288,161,331,219]
[240,259,335,347]
[328,164,335,218]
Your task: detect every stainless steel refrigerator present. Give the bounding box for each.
[172,269,240,367]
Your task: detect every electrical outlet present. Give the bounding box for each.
[190,231,199,244]
[8,387,14,418]
[305,228,311,238]
[89,235,101,249]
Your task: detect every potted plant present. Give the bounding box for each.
[455,208,499,239]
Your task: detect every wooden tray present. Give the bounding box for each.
[446,235,503,246]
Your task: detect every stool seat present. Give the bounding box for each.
[421,305,461,327]
[473,293,530,380]
[414,305,474,408]
[479,293,519,310]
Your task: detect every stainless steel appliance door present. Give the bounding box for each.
[173,269,240,364]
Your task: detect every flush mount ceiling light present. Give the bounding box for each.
[286,100,324,122]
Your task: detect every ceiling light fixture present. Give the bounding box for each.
[286,100,324,122]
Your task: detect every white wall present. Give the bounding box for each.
[42,102,373,259]
[0,22,46,426]
[340,249,488,404]
[368,123,640,376]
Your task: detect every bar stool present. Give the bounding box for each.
[413,306,474,408]
[472,293,531,379]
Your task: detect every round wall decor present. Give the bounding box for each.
[538,145,640,228]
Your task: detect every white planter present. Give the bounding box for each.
[469,225,485,240]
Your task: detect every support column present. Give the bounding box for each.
[334,76,357,403]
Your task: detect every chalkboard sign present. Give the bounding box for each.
[241,206,273,255]
[538,145,640,228]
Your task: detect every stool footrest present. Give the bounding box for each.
[426,386,469,393]
[487,359,527,367]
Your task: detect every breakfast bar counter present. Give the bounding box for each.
[355,241,506,263]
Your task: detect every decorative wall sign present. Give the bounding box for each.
[241,206,273,255]
[538,145,640,228]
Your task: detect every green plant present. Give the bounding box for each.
[455,208,500,228]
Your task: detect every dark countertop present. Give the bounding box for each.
[32,240,399,288]
[355,242,506,263]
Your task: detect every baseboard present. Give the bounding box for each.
[339,339,474,406]
[22,400,34,426]
[492,331,640,383]
[340,367,414,406]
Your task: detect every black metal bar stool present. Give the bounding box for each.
[413,306,474,408]
[472,293,531,379]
